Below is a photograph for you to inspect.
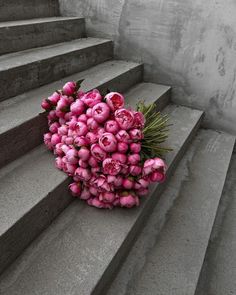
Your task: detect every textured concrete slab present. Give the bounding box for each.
[0,60,143,167]
[0,17,86,55]
[0,37,113,101]
[195,154,236,295]
[0,105,203,294]
[0,0,59,22]
[106,130,235,295]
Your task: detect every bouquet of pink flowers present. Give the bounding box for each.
[41,80,170,209]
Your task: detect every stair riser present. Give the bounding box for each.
[0,0,59,22]
[93,114,204,295]
[0,178,72,275]
[0,41,113,102]
[0,18,86,55]
[0,64,143,168]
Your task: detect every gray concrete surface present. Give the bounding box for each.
[0,17,86,55]
[59,0,236,135]
[0,0,59,21]
[0,104,203,295]
[195,154,236,295]
[106,130,235,295]
[0,60,142,167]
[0,38,113,101]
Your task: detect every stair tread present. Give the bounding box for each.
[0,16,84,28]
[107,130,235,295]
[0,60,141,135]
[0,104,203,295]
[0,37,111,70]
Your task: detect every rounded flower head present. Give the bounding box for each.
[115,108,134,130]
[81,89,102,107]
[75,167,92,182]
[91,144,107,162]
[69,182,81,197]
[120,193,139,208]
[105,92,125,111]
[143,158,167,176]
[133,111,145,128]
[99,132,117,153]
[63,81,76,96]
[116,130,130,143]
[102,158,122,175]
[70,99,85,116]
[92,102,110,123]
[105,120,120,134]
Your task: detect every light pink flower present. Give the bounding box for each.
[78,147,90,161]
[51,134,61,146]
[143,158,167,176]
[48,92,60,105]
[70,99,85,116]
[80,187,91,200]
[86,132,98,144]
[120,193,139,208]
[65,136,74,145]
[129,165,142,176]
[130,142,141,153]
[112,152,127,164]
[55,157,64,170]
[117,142,129,153]
[58,125,68,136]
[92,102,110,123]
[128,154,141,165]
[69,182,81,197]
[74,136,89,147]
[75,167,92,181]
[89,186,99,196]
[54,143,64,156]
[87,198,112,209]
[129,129,143,141]
[115,108,134,130]
[88,156,99,168]
[122,178,134,189]
[41,99,51,111]
[91,144,107,162]
[99,192,115,203]
[116,130,130,143]
[65,163,77,175]
[86,108,93,117]
[63,81,76,96]
[102,158,122,175]
[75,121,88,136]
[87,117,99,131]
[78,114,88,123]
[105,120,120,134]
[65,149,78,165]
[49,122,60,133]
[78,159,88,168]
[150,171,166,183]
[81,89,102,107]
[91,175,113,192]
[99,132,117,152]
[105,92,125,111]
[133,111,145,128]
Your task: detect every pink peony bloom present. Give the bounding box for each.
[87,198,112,209]
[78,147,90,161]
[41,99,51,111]
[65,163,77,175]
[143,158,167,176]
[92,175,113,192]
[99,192,116,203]
[105,92,125,111]
[129,129,143,141]
[65,136,74,145]
[51,134,61,146]
[86,132,98,144]
[63,81,76,96]
[129,165,142,176]
[117,142,129,153]
[105,120,120,134]
[48,92,60,105]
[134,178,149,189]
[65,149,78,165]
[130,142,141,153]
[120,193,139,208]
[78,159,88,168]
[133,111,145,128]
[75,121,88,136]
[78,114,88,123]
[89,186,99,196]
[70,99,85,116]
[80,187,91,200]
[49,122,60,133]
[102,158,122,175]
[75,167,92,181]
[128,154,141,165]
[136,188,149,196]
[112,152,127,164]
[87,117,99,131]
[54,143,64,156]
[86,108,93,117]
[116,130,130,143]
[91,144,107,162]
[58,125,68,136]
[122,177,134,189]
[150,171,166,183]
[81,89,102,107]
[115,108,134,130]
[69,182,81,197]
[92,102,110,123]
[99,132,117,153]
[88,156,99,168]
[55,157,64,170]
[74,136,89,147]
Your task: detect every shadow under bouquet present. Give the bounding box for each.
[41,80,171,209]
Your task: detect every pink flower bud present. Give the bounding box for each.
[129,165,142,176]
[49,122,60,133]
[133,111,145,128]
[54,143,64,156]
[47,110,57,121]
[115,108,134,130]
[92,102,110,123]
[81,89,102,107]
[41,99,51,111]
[80,187,91,200]
[128,154,141,165]
[122,178,134,189]
[117,142,129,153]
[129,129,143,141]
[99,132,117,152]
[116,130,130,143]
[87,198,112,209]
[105,92,125,111]
[58,125,68,136]
[87,117,99,131]
[91,144,107,162]
[136,188,149,196]
[78,159,88,168]
[78,114,88,123]
[51,134,61,145]
[78,147,90,161]
[61,144,70,154]
[130,142,141,153]
[75,121,88,136]
[99,192,115,203]
[86,132,98,144]
[63,81,76,96]
[65,136,74,145]
[65,149,78,165]
[149,171,166,183]
[120,194,139,208]
[75,167,92,181]
[70,99,85,116]
[112,152,127,164]
[102,158,122,175]
[86,108,93,117]
[69,182,81,197]
[74,136,89,147]
[105,120,120,134]
[88,156,99,168]
[55,157,64,170]
[89,186,99,196]
[65,163,77,175]
[48,92,60,105]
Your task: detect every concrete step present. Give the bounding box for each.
[0,104,203,293]
[0,37,113,101]
[0,60,143,168]
[0,17,86,55]
[0,0,59,22]
[0,81,169,276]
[195,154,236,295]
[106,130,235,295]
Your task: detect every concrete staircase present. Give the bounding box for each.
[0,1,235,295]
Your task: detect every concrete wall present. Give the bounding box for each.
[59,0,236,135]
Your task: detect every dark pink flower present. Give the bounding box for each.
[91,144,107,162]
[105,92,125,111]
[81,89,102,107]
[115,108,134,130]
[102,158,122,175]
[133,111,145,128]
[99,132,117,152]
[92,102,110,123]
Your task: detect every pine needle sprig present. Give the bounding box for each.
[137,101,172,160]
